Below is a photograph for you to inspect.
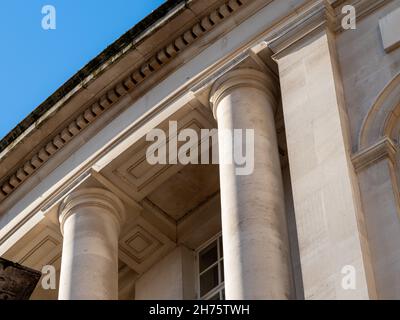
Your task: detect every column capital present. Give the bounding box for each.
[58,188,126,235]
[209,68,278,120]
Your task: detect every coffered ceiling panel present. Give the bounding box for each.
[119,217,175,274]
[146,163,219,221]
[3,225,62,271]
[101,102,217,204]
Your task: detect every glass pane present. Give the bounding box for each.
[200,264,219,297]
[220,259,224,282]
[219,237,223,257]
[208,292,220,300]
[221,289,225,300]
[199,241,218,272]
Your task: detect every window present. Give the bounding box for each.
[196,234,224,300]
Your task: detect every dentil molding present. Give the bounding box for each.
[0,0,249,203]
[0,0,392,203]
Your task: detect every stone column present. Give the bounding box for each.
[210,68,291,299]
[58,188,125,300]
[271,28,376,299]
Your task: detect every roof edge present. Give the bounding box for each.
[0,0,185,154]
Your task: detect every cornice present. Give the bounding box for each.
[266,0,335,58]
[0,0,391,204]
[352,136,398,172]
[0,0,249,203]
[0,0,186,155]
[332,0,392,23]
[267,0,392,59]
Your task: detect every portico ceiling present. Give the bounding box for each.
[1,100,222,296]
[100,100,218,219]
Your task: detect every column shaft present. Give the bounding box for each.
[210,68,291,299]
[58,188,125,300]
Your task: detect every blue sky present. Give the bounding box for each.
[0,0,166,140]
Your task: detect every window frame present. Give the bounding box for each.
[195,232,225,300]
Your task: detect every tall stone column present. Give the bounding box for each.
[58,188,125,300]
[271,26,376,299]
[210,68,291,299]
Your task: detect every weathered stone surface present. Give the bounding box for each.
[1,0,400,301]
[0,258,41,300]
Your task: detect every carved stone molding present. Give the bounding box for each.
[58,188,126,235]
[0,0,390,203]
[267,0,392,59]
[352,137,398,172]
[119,217,175,274]
[266,0,335,59]
[0,0,249,203]
[209,68,278,119]
[359,72,400,150]
[332,0,393,25]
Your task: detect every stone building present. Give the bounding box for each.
[0,0,400,300]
